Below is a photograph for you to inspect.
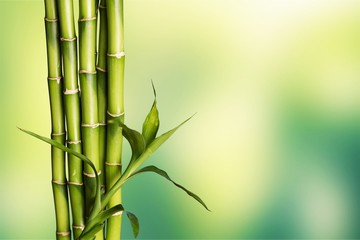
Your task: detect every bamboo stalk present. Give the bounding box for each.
[56,0,85,239]
[78,1,103,239]
[44,1,70,239]
[105,0,125,239]
[97,0,108,194]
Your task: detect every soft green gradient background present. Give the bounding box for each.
[1,0,360,239]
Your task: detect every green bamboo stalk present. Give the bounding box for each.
[106,0,125,239]
[44,1,70,239]
[97,0,108,194]
[78,1,103,239]
[56,0,85,239]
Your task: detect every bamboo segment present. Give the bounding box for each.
[56,0,85,239]
[106,0,125,239]
[78,1,103,239]
[44,1,70,239]
[97,0,108,193]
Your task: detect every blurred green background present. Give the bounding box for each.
[1,0,360,239]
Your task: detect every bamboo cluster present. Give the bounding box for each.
[44,0,124,239]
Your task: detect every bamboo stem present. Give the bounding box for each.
[44,1,70,239]
[105,0,125,239]
[78,1,103,239]
[97,0,108,194]
[56,0,85,239]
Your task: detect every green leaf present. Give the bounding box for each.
[117,121,146,163]
[18,127,102,217]
[102,115,194,208]
[132,114,194,169]
[129,165,210,211]
[81,204,124,239]
[126,211,140,238]
[142,81,160,146]
[79,223,104,240]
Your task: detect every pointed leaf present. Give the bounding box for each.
[129,165,210,211]
[18,127,102,216]
[126,211,140,238]
[131,114,194,170]
[81,204,124,238]
[79,223,104,240]
[102,115,194,208]
[142,82,159,146]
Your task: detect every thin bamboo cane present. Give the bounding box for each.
[56,0,85,239]
[44,1,70,239]
[97,0,108,194]
[78,1,103,239]
[106,0,125,239]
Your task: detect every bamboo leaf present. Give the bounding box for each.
[18,127,102,216]
[129,165,210,211]
[142,81,160,146]
[118,121,146,162]
[81,204,124,239]
[79,223,104,240]
[126,211,140,238]
[102,115,194,208]
[132,114,194,169]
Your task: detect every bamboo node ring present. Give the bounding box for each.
[67,181,84,186]
[83,170,102,178]
[52,180,66,185]
[96,66,107,73]
[105,162,122,167]
[51,132,66,136]
[60,37,77,42]
[107,52,125,59]
[79,70,97,74]
[98,122,107,126]
[72,225,85,230]
[48,76,62,84]
[67,140,81,144]
[44,17,58,22]
[64,88,79,95]
[56,231,71,236]
[99,4,107,9]
[79,16,97,22]
[81,123,100,128]
[107,111,125,118]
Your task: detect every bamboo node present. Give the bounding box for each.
[60,37,77,42]
[67,140,81,144]
[52,180,66,185]
[112,211,123,216]
[98,122,107,126]
[105,162,122,167]
[79,70,97,74]
[44,17,58,22]
[81,123,100,128]
[72,225,85,230]
[47,76,62,84]
[51,132,66,136]
[68,181,84,186]
[83,170,102,178]
[56,231,71,236]
[99,4,107,9]
[107,52,125,59]
[96,66,107,73]
[79,16,97,22]
[64,88,79,95]
[107,111,125,118]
